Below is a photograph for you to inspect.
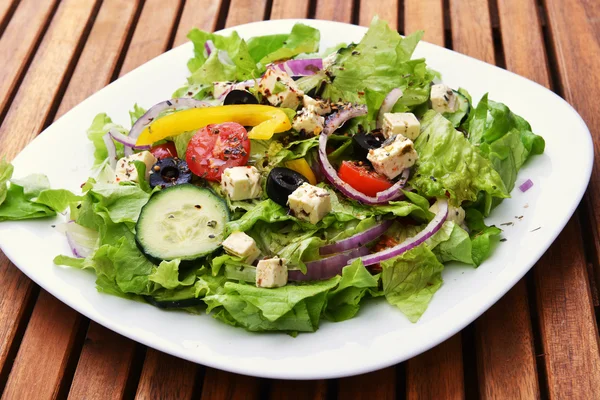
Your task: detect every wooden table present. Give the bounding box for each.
[1,0,599,398]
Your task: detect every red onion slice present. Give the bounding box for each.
[347,198,448,266]
[519,179,533,192]
[65,221,99,259]
[318,133,409,204]
[320,220,393,255]
[323,104,368,135]
[376,88,404,129]
[204,40,216,56]
[103,133,118,169]
[216,79,256,100]
[128,98,211,144]
[109,129,150,157]
[275,58,323,76]
[288,247,369,281]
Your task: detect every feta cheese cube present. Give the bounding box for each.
[114,151,157,184]
[256,257,288,288]
[222,231,261,264]
[287,183,331,224]
[430,84,458,114]
[367,135,418,179]
[292,106,325,136]
[430,202,465,225]
[221,166,262,201]
[258,68,304,109]
[303,95,331,115]
[382,112,421,140]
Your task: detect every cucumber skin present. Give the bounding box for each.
[135,184,230,265]
[144,295,205,309]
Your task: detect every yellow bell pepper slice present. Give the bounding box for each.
[285,158,317,185]
[135,105,292,146]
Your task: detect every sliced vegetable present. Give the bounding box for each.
[338,161,393,197]
[266,167,308,207]
[150,142,178,159]
[186,122,250,181]
[274,58,323,76]
[320,220,392,255]
[103,133,118,169]
[323,104,368,135]
[288,247,369,281]
[135,105,292,145]
[352,132,384,161]
[65,221,99,258]
[223,90,259,105]
[376,88,403,129]
[135,184,229,262]
[347,198,448,266]
[108,129,150,157]
[519,179,533,192]
[285,158,317,185]
[442,90,470,127]
[148,157,192,189]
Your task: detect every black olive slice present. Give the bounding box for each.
[352,132,385,160]
[223,90,259,105]
[149,157,193,189]
[267,167,308,207]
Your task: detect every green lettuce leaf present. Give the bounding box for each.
[34,189,82,212]
[129,104,146,126]
[88,182,150,224]
[148,259,195,290]
[0,158,13,205]
[428,221,474,265]
[410,111,508,205]
[247,23,320,64]
[0,184,56,221]
[464,208,502,266]
[86,113,128,166]
[10,173,50,199]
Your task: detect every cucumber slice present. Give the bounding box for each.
[443,90,470,127]
[136,184,229,262]
[145,286,204,308]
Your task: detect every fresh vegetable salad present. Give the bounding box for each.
[0,18,545,334]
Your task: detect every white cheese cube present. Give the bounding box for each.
[114,151,157,184]
[430,84,458,114]
[303,95,331,115]
[430,202,465,225]
[222,231,261,264]
[221,166,262,201]
[256,257,288,288]
[287,183,331,224]
[258,68,304,109]
[382,112,421,140]
[292,106,325,136]
[367,135,418,179]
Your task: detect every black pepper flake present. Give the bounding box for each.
[77,204,82,209]
[279,259,283,266]
[166,100,173,106]
[208,234,216,239]
[430,176,437,182]
[207,220,217,227]
[500,238,507,242]
[168,214,174,219]
[500,222,514,226]
[51,225,56,228]
[194,204,202,209]
[530,227,541,232]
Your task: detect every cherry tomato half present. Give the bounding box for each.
[150,142,178,159]
[186,122,250,181]
[338,161,393,197]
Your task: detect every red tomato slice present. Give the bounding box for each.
[150,142,177,159]
[338,161,393,197]
[186,122,250,181]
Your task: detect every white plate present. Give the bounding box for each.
[0,19,593,380]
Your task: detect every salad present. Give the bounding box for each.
[0,18,545,334]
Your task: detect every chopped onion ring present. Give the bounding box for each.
[376,88,403,129]
[288,247,369,281]
[519,179,533,192]
[320,220,393,255]
[103,133,117,169]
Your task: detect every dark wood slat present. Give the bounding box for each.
[406,335,464,399]
[200,368,261,399]
[225,0,268,28]
[535,218,600,398]
[67,324,136,400]
[134,349,198,400]
[269,379,327,400]
[404,0,444,46]
[0,0,58,118]
[315,0,353,23]
[449,0,494,63]
[270,0,310,19]
[338,367,396,399]
[119,0,183,76]
[476,282,539,399]
[173,0,224,47]
[0,0,19,34]
[55,0,140,118]
[359,0,398,30]
[1,292,82,399]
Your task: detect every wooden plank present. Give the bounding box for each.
[406,335,464,400]
[0,0,58,118]
[2,292,82,399]
[476,282,539,399]
[55,0,139,118]
[314,0,353,23]
[172,0,223,47]
[118,0,183,76]
[449,0,494,63]
[359,0,398,30]
[67,323,136,400]
[535,218,600,398]
[338,367,396,399]
[404,0,444,46]
[270,0,310,19]
[225,0,268,28]
[269,380,327,400]
[544,0,600,285]
[200,368,261,399]
[0,0,19,34]
[134,349,198,400]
